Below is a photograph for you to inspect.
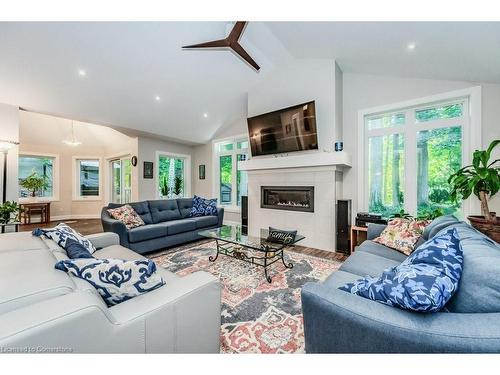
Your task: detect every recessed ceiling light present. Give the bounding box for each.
[155,96,161,101]
[407,42,416,50]
[77,69,86,77]
[203,113,208,118]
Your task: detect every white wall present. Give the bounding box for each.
[18,111,138,219]
[137,136,194,201]
[342,73,500,215]
[0,103,20,202]
[248,59,340,152]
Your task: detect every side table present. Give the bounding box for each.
[0,222,21,234]
[350,225,368,254]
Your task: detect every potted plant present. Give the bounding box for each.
[19,171,48,200]
[0,201,23,224]
[448,139,500,242]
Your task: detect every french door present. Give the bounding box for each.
[110,157,132,204]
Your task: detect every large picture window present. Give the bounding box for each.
[18,154,56,199]
[363,98,469,218]
[214,138,248,207]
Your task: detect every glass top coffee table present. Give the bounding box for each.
[198,225,305,283]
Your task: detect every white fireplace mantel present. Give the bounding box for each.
[238,151,351,172]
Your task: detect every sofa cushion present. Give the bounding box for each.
[324,269,365,289]
[0,249,75,314]
[162,218,197,235]
[192,215,219,229]
[356,240,407,262]
[339,228,463,313]
[128,223,167,243]
[443,222,500,313]
[149,200,182,223]
[177,198,194,218]
[422,215,460,240]
[94,244,146,261]
[0,232,48,253]
[130,201,153,224]
[33,223,97,254]
[55,258,165,306]
[340,251,401,277]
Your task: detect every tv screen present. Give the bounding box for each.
[247,101,318,157]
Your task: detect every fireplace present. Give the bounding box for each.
[260,186,314,213]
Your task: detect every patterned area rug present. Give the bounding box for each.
[150,240,343,353]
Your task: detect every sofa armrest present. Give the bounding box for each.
[109,271,221,353]
[301,282,500,353]
[101,208,129,247]
[86,232,120,249]
[217,207,224,227]
[367,223,387,240]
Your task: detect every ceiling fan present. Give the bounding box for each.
[182,21,260,71]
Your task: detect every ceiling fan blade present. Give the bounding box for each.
[227,21,247,43]
[182,39,229,49]
[230,42,260,71]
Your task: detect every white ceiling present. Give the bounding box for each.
[1,22,499,145]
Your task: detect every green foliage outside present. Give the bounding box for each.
[159,157,184,198]
[19,171,49,197]
[368,104,463,219]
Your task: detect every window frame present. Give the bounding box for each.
[357,87,482,218]
[155,150,192,200]
[18,152,60,202]
[212,134,249,212]
[73,156,103,201]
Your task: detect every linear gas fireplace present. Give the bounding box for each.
[261,186,314,213]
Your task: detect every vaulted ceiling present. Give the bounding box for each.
[1,22,499,145]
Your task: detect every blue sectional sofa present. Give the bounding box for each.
[302,215,500,353]
[101,198,224,254]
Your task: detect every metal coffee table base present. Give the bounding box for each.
[209,239,294,283]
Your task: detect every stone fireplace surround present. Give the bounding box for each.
[239,151,351,252]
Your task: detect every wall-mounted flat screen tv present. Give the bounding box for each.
[247,101,318,157]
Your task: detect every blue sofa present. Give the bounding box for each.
[302,215,500,353]
[101,198,224,254]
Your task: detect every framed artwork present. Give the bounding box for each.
[143,161,154,179]
[199,164,206,180]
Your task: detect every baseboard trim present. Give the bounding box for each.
[50,214,101,221]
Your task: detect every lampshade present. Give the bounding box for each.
[0,139,19,152]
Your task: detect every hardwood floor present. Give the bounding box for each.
[20,219,103,236]
[20,219,348,261]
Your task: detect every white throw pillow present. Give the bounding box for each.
[55,258,165,306]
[33,223,97,254]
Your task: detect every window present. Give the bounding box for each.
[158,154,190,199]
[214,137,249,207]
[75,158,101,199]
[110,158,132,204]
[18,155,56,199]
[363,97,469,218]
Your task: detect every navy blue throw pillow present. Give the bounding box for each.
[65,238,94,259]
[339,228,463,313]
[190,195,218,217]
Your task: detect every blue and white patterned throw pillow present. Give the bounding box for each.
[190,195,218,217]
[339,228,463,313]
[33,223,96,254]
[55,258,165,306]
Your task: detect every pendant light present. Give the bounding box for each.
[63,120,82,146]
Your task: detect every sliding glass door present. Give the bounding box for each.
[110,158,132,204]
